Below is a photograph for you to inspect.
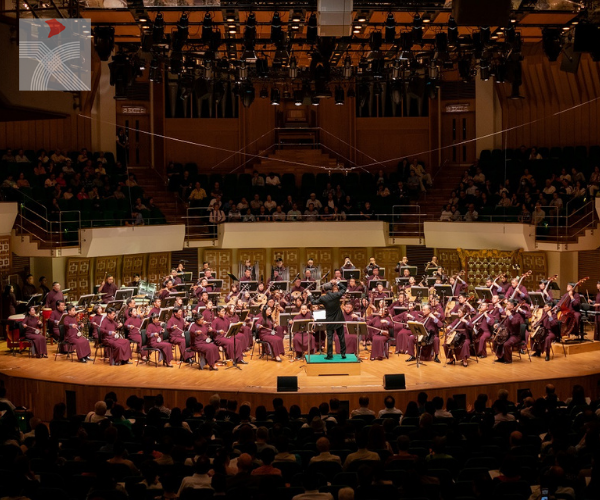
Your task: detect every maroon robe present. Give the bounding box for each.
[407,313,441,360]
[23,315,47,356]
[506,284,529,301]
[44,290,64,310]
[256,317,285,357]
[532,312,559,356]
[494,312,524,363]
[63,314,91,359]
[443,317,471,362]
[99,316,132,364]
[49,310,64,340]
[124,316,143,347]
[146,322,173,364]
[336,310,359,355]
[468,312,494,357]
[366,316,390,360]
[292,311,315,357]
[189,322,220,367]
[99,282,118,303]
[211,316,244,362]
[167,315,192,361]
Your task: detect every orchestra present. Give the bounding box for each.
[10,255,596,371]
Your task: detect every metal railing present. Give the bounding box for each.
[534,198,597,243]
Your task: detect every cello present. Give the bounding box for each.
[556,276,588,338]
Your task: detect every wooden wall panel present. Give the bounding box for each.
[373,247,401,282]
[497,48,600,149]
[318,98,355,167]
[339,248,368,270]
[122,254,145,286]
[579,250,600,296]
[272,249,300,282]
[306,248,333,280]
[66,258,91,298]
[202,249,233,292]
[147,252,171,287]
[521,251,548,290]
[94,256,120,287]
[0,236,11,273]
[238,249,267,281]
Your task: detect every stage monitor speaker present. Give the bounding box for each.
[383,374,406,390]
[574,25,600,52]
[560,44,581,74]
[452,0,511,27]
[277,376,298,392]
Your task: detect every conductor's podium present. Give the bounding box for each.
[305,354,361,376]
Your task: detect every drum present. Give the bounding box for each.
[7,314,26,350]
[42,308,52,321]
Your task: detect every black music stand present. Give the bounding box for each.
[270,281,289,292]
[346,291,363,301]
[411,286,429,302]
[115,289,134,301]
[106,300,125,311]
[241,281,259,292]
[77,294,94,309]
[162,296,177,308]
[249,305,262,316]
[26,294,43,308]
[407,321,429,368]
[174,284,188,293]
[140,317,150,331]
[342,269,360,280]
[529,292,545,308]
[396,277,410,287]
[279,313,294,351]
[434,285,453,304]
[239,309,249,322]
[224,321,244,370]
[347,321,367,361]
[400,266,418,277]
[208,279,223,290]
[159,308,172,323]
[426,266,440,276]
[301,280,317,290]
[180,272,193,283]
[291,319,313,360]
[368,280,387,290]
[393,306,408,316]
[207,292,220,304]
[378,268,386,279]
[425,277,438,286]
[474,287,493,302]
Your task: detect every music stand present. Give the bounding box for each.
[241,281,259,292]
[106,300,124,312]
[401,266,418,277]
[76,294,94,310]
[279,313,294,351]
[159,308,172,323]
[474,287,493,302]
[378,268,386,279]
[26,294,43,308]
[208,279,223,290]
[225,322,244,370]
[411,286,429,302]
[529,292,546,308]
[382,297,394,306]
[393,306,408,316]
[426,266,440,276]
[396,277,410,287]
[141,317,150,331]
[207,292,220,304]
[249,305,261,316]
[368,280,387,290]
[270,281,289,292]
[347,321,368,361]
[342,269,360,280]
[434,285,453,304]
[239,309,249,322]
[174,284,188,293]
[346,291,363,301]
[425,277,438,286]
[115,289,134,301]
[301,280,317,290]
[407,321,429,368]
[180,272,193,283]
[291,319,313,360]
[162,297,177,308]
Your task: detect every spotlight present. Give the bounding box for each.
[271,88,280,105]
[202,12,213,43]
[109,53,132,99]
[343,55,353,79]
[412,14,423,44]
[385,13,396,44]
[149,57,162,84]
[356,12,367,23]
[542,28,562,62]
[480,59,491,81]
[423,13,432,24]
[293,89,303,106]
[260,86,268,99]
[289,56,298,78]
[152,12,164,44]
[480,26,491,45]
[172,13,189,51]
[244,13,257,43]
[334,86,345,105]
[93,26,114,61]
[307,13,318,44]
[271,12,282,43]
[225,12,236,23]
[241,82,255,108]
[448,16,458,46]
[291,11,302,23]
[311,96,320,106]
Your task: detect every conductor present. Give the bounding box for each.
[307,279,347,359]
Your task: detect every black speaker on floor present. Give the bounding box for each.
[452,0,511,27]
[383,374,406,390]
[560,44,581,74]
[277,376,298,392]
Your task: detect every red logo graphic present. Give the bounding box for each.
[46,19,66,38]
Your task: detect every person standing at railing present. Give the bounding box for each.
[209,202,226,238]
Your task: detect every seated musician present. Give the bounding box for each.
[124,307,143,349]
[124,298,136,320]
[189,315,220,370]
[167,307,193,363]
[333,269,343,281]
[100,307,133,365]
[338,302,359,355]
[146,313,174,367]
[49,300,67,341]
[347,278,364,293]
[170,269,183,286]
[364,257,379,275]
[99,275,118,304]
[537,280,552,303]
[23,306,47,358]
[268,270,283,285]
[305,258,317,278]
[403,276,416,292]
[158,280,174,300]
[226,284,239,304]
[488,295,505,322]
[558,282,582,335]
[211,306,246,364]
[387,292,406,316]
[443,306,472,367]
[195,292,209,311]
[498,275,511,294]
[367,303,391,361]
[240,269,253,282]
[367,267,382,283]
[506,277,530,302]
[430,295,445,322]
[406,303,442,363]
[290,278,305,295]
[371,283,389,302]
[493,299,524,364]
[203,270,221,292]
[595,281,600,341]
[63,304,93,363]
[274,258,286,275]
[127,274,141,288]
[485,276,503,295]
[393,301,421,355]
[394,256,409,275]
[256,306,285,362]
[449,275,467,296]
[532,301,560,361]
[450,293,476,316]
[303,269,315,283]
[467,302,494,358]
[149,297,161,316]
[342,257,355,269]
[202,301,216,323]
[291,303,315,360]
[290,297,304,314]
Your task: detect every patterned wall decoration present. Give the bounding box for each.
[373,247,402,284]
[521,252,548,291]
[122,254,145,286]
[306,248,333,281]
[0,236,10,272]
[148,252,171,286]
[339,248,368,271]
[94,256,120,287]
[272,249,300,282]
[238,249,267,281]
[66,258,91,298]
[203,249,233,292]
[436,248,462,279]
[579,250,600,296]
[456,249,523,289]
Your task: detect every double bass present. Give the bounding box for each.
[556,276,589,338]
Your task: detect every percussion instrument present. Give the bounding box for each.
[42,308,52,321]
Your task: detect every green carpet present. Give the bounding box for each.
[306,354,359,364]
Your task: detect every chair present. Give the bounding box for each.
[273,461,303,483]
[136,330,161,367]
[307,460,343,482]
[493,480,531,500]
[332,472,359,488]
[94,329,115,365]
[510,323,532,362]
[6,320,33,356]
[251,330,274,361]
[54,325,76,361]
[344,459,381,474]
[457,467,491,483]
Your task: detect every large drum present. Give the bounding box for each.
[7,314,26,351]
[41,308,52,338]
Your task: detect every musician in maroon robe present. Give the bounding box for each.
[240,269,253,282]
[88,305,104,340]
[449,294,476,316]
[595,281,600,341]
[367,267,381,283]
[346,278,364,293]
[99,275,118,304]
[23,306,47,357]
[443,307,472,367]
[290,278,304,295]
[149,298,162,316]
[167,307,192,362]
[226,285,240,304]
[211,307,246,364]
[370,283,389,303]
[49,301,66,340]
[494,299,524,364]
[506,277,530,302]
[227,305,252,349]
[124,308,143,350]
[406,304,441,362]
[337,302,359,355]
[556,282,582,336]
[63,304,92,362]
[488,295,505,322]
[292,304,315,360]
[44,282,64,310]
[99,307,132,365]
[256,306,285,361]
[158,280,174,300]
[531,302,560,360]
[485,277,504,296]
[124,299,136,320]
[146,314,173,367]
[367,310,390,361]
[189,316,220,370]
[392,302,421,354]
[202,301,216,324]
[468,302,494,358]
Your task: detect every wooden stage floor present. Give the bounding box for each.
[2,334,600,421]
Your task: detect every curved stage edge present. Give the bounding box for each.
[1,341,600,421]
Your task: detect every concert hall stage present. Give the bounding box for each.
[2,338,600,421]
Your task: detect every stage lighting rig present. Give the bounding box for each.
[335,86,345,105]
[542,28,562,61]
[412,14,424,44]
[202,12,213,43]
[152,12,164,44]
[271,12,282,43]
[385,13,396,44]
[307,13,318,45]
[93,26,114,61]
